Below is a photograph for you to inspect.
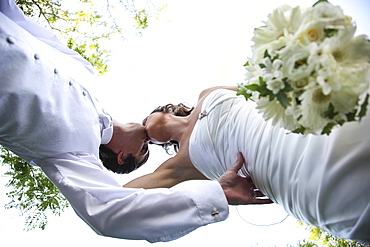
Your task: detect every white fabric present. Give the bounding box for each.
[0,4,229,242]
[189,89,370,244]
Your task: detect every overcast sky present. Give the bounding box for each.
[1,0,369,246]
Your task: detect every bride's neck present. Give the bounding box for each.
[167,115,189,143]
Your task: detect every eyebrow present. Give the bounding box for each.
[142,117,148,126]
[137,150,149,165]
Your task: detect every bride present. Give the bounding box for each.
[124,86,370,244]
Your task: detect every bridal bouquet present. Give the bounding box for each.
[238,0,370,135]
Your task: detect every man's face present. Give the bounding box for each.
[121,122,149,162]
[134,142,149,165]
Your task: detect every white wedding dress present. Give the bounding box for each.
[189,89,370,243]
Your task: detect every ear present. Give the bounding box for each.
[117,150,125,165]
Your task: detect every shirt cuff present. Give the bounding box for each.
[148,180,229,242]
[173,180,229,223]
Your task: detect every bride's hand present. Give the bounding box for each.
[218,152,273,205]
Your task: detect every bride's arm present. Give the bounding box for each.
[123,155,207,189]
[123,170,177,189]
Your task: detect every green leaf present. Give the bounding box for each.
[276,91,289,109]
[292,127,306,134]
[324,28,338,37]
[264,49,271,59]
[294,222,366,246]
[345,110,356,122]
[243,61,250,66]
[282,78,293,92]
[245,84,260,91]
[259,86,272,98]
[1,146,70,231]
[337,119,345,126]
[358,94,369,120]
[321,122,336,135]
[269,93,276,101]
[313,0,328,7]
[237,85,253,101]
[259,76,266,86]
[255,77,275,99]
[324,103,338,119]
[272,54,279,62]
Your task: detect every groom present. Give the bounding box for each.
[0,0,271,243]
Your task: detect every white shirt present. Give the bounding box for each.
[0,0,229,242]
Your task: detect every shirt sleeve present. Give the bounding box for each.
[35,153,229,243]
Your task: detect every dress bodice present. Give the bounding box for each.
[189,89,287,187]
[188,89,370,242]
[189,89,250,179]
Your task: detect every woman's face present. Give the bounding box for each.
[143,112,171,144]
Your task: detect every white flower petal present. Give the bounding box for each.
[244,2,370,135]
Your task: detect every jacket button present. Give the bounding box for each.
[54,68,59,74]
[34,54,40,60]
[6,37,15,44]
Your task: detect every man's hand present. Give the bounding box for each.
[218,152,273,205]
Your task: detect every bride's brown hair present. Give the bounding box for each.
[143,103,194,153]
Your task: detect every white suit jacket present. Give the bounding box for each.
[0,0,229,242]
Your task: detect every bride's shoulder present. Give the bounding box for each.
[197,86,238,101]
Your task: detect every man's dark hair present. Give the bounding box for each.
[99,145,149,174]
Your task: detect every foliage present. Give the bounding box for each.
[1,146,69,231]
[16,0,63,23]
[15,0,167,74]
[289,223,369,247]
[16,0,110,74]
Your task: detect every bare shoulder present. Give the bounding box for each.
[198,86,238,101]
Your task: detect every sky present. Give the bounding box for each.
[1,0,370,246]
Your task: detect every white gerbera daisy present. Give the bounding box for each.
[252,5,302,49]
[256,97,297,130]
[335,35,370,67]
[298,86,331,134]
[330,87,360,117]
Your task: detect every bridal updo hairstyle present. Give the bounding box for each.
[143,103,194,153]
[99,145,149,174]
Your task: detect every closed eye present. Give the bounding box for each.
[141,143,149,155]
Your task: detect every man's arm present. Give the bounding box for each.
[38,153,267,243]
[37,153,230,243]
